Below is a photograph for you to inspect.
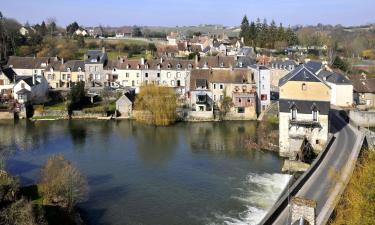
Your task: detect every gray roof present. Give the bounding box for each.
[0,67,17,82]
[279,64,329,87]
[271,59,297,67]
[305,61,323,73]
[85,50,107,64]
[317,70,352,85]
[279,99,330,115]
[16,88,31,95]
[62,60,85,72]
[237,47,255,57]
[236,57,256,68]
[16,76,40,87]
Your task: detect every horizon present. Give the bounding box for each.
[1,0,375,28]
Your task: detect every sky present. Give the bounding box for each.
[1,0,374,27]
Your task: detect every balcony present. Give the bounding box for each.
[289,119,321,129]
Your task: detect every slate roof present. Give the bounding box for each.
[198,56,235,68]
[236,56,256,68]
[279,64,329,87]
[85,50,107,64]
[270,59,297,67]
[16,88,31,95]
[111,58,195,70]
[61,60,85,72]
[348,74,375,93]
[317,70,352,85]
[7,56,57,69]
[279,99,330,115]
[305,61,323,73]
[16,76,40,87]
[0,67,17,82]
[237,47,255,57]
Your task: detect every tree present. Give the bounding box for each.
[219,90,234,118]
[249,22,257,47]
[66,22,79,36]
[67,81,86,112]
[76,35,85,48]
[332,56,349,72]
[146,43,157,56]
[39,154,88,211]
[134,85,177,126]
[132,26,143,37]
[46,17,57,36]
[240,15,250,45]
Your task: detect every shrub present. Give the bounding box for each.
[39,155,88,211]
[0,170,20,203]
[0,198,47,225]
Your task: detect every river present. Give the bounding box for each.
[0,120,290,225]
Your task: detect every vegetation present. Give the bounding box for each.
[134,85,177,126]
[219,91,234,118]
[330,150,375,225]
[67,81,87,113]
[39,154,88,211]
[0,198,47,225]
[240,15,298,49]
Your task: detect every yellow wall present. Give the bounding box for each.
[280,81,330,101]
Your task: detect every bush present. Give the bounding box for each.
[0,170,20,203]
[0,198,47,225]
[39,155,88,211]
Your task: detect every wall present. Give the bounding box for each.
[280,81,330,101]
[270,69,290,88]
[0,112,13,119]
[349,110,375,127]
[329,83,353,107]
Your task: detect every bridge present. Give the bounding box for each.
[260,109,366,225]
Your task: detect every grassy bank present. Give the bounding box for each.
[329,149,375,224]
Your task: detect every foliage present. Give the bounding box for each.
[134,85,177,126]
[0,198,47,225]
[132,26,143,37]
[239,15,298,48]
[39,154,88,211]
[219,90,234,118]
[0,12,23,60]
[0,170,20,203]
[67,81,86,112]
[66,22,79,36]
[332,56,349,72]
[330,150,375,225]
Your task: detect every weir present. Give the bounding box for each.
[259,111,366,225]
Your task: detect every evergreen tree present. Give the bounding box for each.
[66,22,79,36]
[240,15,250,45]
[249,22,257,47]
[269,20,277,48]
[277,23,285,41]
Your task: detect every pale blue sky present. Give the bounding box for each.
[1,0,374,27]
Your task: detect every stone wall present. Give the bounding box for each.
[349,110,375,127]
[291,197,316,225]
[33,109,67,118]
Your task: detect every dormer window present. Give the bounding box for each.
[127,64,130,69]
[137,64,141,69]
[239,62,243,68]
[177,64,181,69]
[67,68,71,72]
[78,67,82,72]
[113,68,117,72]
[167,63,172,69]
[145,64,149,69]
[188,64,192,69]
[290,104,297,120]
[157,64,161,69]
[203,62,208,68]
[220,62,224,67]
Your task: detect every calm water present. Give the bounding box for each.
[0,120,289,225]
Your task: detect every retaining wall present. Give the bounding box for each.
[349,110,375,127]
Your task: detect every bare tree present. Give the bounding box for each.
[0,198,47,225]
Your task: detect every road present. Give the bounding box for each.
[272,110,363,225]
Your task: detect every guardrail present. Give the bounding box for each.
[259,134,335,225]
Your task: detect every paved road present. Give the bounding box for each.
[272,111,362,225]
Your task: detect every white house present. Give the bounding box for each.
[13,75,48,104]
[249,65,271,113]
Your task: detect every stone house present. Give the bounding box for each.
[0,67,17,96]
[116,95,132,118]
[44,60,64,89]
[278,64,331,158]
[349,73,375,109]
[84,48,108,87]
[269,59,298,90]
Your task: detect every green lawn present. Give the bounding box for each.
[44,102,67,111]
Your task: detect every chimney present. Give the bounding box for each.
[61,58,64,64]
[32,74,36,85]
[195,54,199,66]
[141,57,145,65]
[241,37,244,43]
[160,57,164,63]
[102,47,105,53]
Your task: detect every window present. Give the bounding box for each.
[262,85,265,90]
[220,95,223,100]
[62,74,66,80]
[176,72,180,78]
[167,72,171,78]
[291,107,297,120]
[238,107,245,113]
[21,83,25,89]
[136,73,139,78]
[220,84,223,89]
[214,95,216,101]
[302,83,307,91]
[199,106,204,111]
[313,110,318,121]
[145,73,149,78]
[157,73,160,78]
[213,84,216,89]
[239,98,242,103]
[171,80,175,86]
[262,76,264,80]
[126,73,129,78]
[261,94,267,100]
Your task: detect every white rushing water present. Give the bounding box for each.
[208,173,292,225]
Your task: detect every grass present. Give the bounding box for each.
[44,102,67,111]
[329,149,375,224]
[32,116,65,120]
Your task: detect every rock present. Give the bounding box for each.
[282,160,310,173]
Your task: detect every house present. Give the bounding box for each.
[249,65,271,113]
[197,56,235,70]
[116,95,132,117]
[13,75,48,104]
[0,67,17,97]
[278,64,331,158]
[349,73,375,109]
[188,70,214,120]
[269,59,298,90]
[84,48,108,87]
[74,28,88,36]
[317,70,353,107]
[6,56,59,78]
